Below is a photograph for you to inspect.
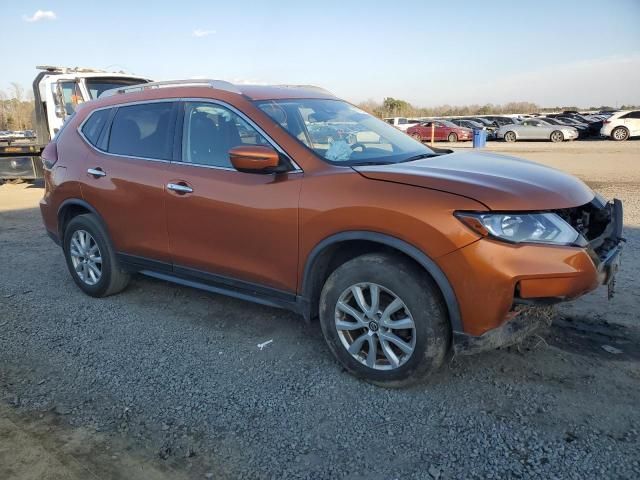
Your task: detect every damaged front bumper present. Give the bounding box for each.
[451,197,624,355]
[453,305,554,355]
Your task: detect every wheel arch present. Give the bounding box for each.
[57,199,112,246]
[300,231,463,332]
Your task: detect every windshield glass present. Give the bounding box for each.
[256,99,435,165]
[85,77,148,99]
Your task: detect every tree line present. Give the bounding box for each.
[0,84,34,131]
[1,84,638,132]
[357,97,638,118]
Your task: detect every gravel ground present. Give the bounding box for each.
[1,140,639,479]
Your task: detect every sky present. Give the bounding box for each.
[1,0,639,108]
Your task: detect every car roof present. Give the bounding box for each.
[97,79,337,102]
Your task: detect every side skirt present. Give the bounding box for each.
[117,253,304,315]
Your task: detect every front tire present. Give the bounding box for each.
[550,130,564,143]
[63,214,130,297]
[411,132,422,142]
[611,126,629,141]
[504,131,517,142]
[448,133,458,143]
[319,254,450,387]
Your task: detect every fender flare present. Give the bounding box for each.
[56,198,112,245]
[301,231,463,332]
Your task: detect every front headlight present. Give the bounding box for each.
[455,212,581,245]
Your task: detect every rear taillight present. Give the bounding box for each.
[41,142,58,169]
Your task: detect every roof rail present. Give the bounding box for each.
[99,79,242,98]
[276,84,334,95]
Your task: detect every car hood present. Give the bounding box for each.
[353,151,595,210]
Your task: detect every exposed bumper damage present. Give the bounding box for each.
[452,197,624,355]
[453,305,554,355]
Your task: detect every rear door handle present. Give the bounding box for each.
[87,167,106,177]
[167,182,193,194]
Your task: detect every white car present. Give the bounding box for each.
[600,110,640,141]
[383,117,419,132]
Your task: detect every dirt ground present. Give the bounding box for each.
[0,139,638,479]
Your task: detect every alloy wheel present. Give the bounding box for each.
[551,131,564,142]
[69,230,102,286]
[613,127,628,141]
[334,282,416,370]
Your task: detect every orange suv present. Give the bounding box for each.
[39,80,624,386]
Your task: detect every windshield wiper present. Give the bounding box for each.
[400,153,441,163]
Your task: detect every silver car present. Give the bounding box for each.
[497,119,579,142]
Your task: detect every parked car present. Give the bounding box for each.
[463,117,499,129]
[407,120,472,142]
[539,117,589,138]
[383,117,419,132]
[479,116,517,127]
[497,118,578,142]
[601,110,640,141]
[556,114,602,136]
[39,79,624,387]
[448,119,496,139]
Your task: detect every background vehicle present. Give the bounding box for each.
[479,115,517,127]
[601,110,640,141]
[407,120,472,142]
[448,118,496,139]
[497,118,578,142]
[383,117,419,131]
[539,116,589,138]
[0,66,150,182]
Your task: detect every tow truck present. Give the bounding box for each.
[0,66,150,182]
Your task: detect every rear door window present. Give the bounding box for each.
[108,102,174,160]
[81,108,111,146]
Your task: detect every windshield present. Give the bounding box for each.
[255,99,435,165]
[85,77,148,99]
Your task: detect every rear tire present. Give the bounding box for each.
[504,131,517,142]
[319,253,450,388]
[611,126,629,141]
[63,214,130,297]
[550,130,564,143]
[448,133,458,143]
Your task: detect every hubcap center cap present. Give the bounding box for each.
[368,321,379,332]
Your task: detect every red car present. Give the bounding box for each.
[407,120,472,143]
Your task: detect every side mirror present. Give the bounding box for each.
[229,145,281,173]
[55,104,66,118]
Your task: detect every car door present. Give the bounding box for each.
[623,111,640,135]
[165,100,302,294]
[80,101,176,265]
[519,120,539,139]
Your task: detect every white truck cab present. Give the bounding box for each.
[0,66,150,181]
[35,65,150,142]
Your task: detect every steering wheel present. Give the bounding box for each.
[350,142,367,152]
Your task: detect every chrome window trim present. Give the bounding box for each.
[179,97,303,173]
[77,97,303,172]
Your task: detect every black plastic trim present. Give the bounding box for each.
[117,253,300,313]
[301,231,463,332]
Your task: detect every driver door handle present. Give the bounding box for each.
[167,182,193,194]
[87,167,106,177]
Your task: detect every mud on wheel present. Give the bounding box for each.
[319,253,450,387]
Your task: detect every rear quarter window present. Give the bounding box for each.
[81,108,111,147]
[107,102,174,160]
